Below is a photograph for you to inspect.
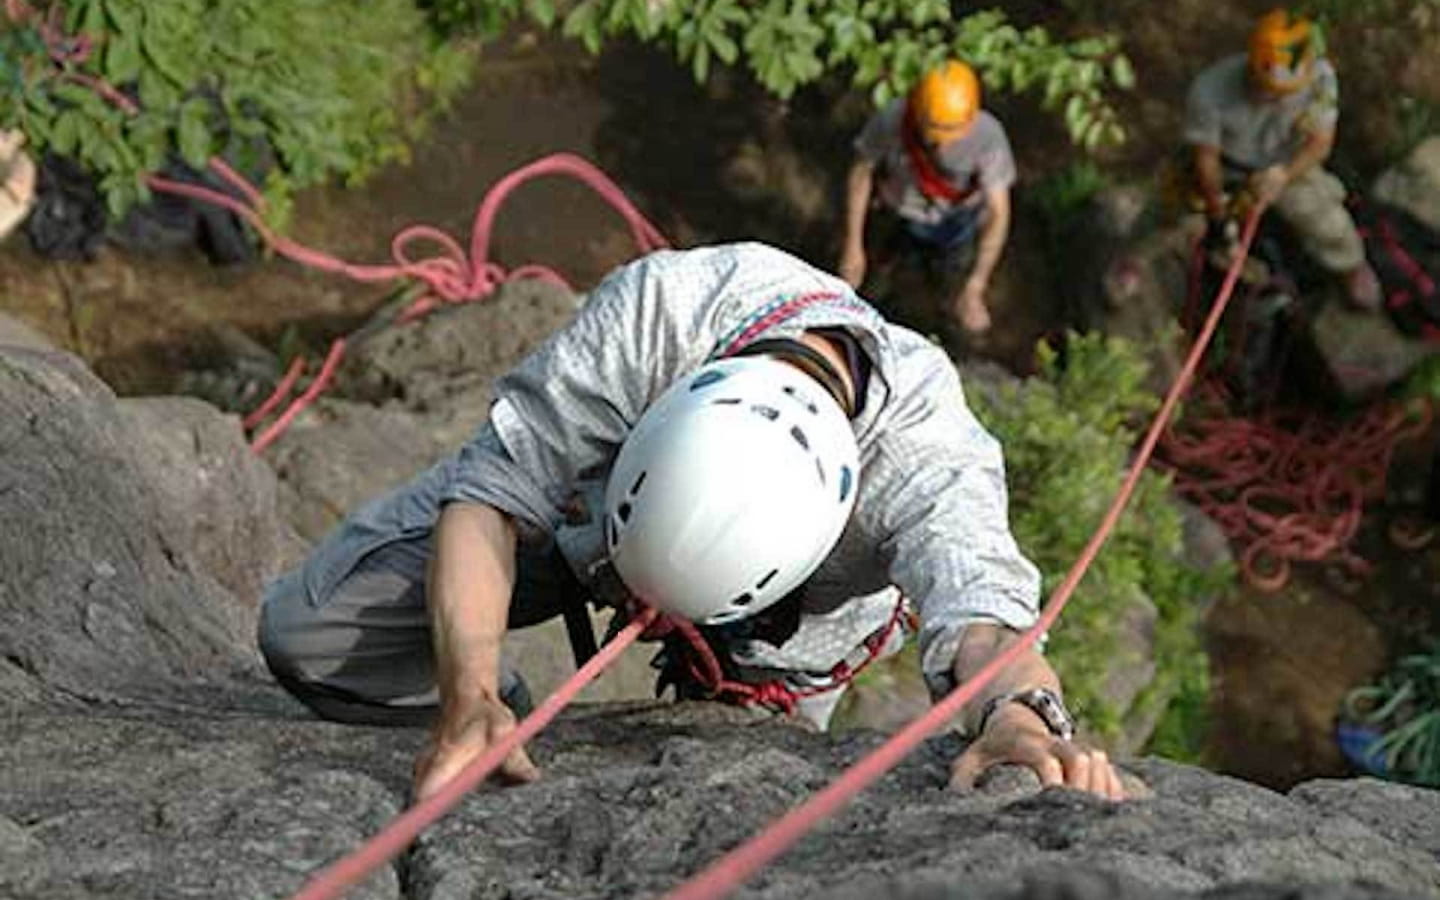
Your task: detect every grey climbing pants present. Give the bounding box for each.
[257,532,589,726]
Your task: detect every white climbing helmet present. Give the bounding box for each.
[603,354,860,625]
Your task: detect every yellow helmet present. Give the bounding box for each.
[1248,9,1319,96]
[908,61,981,144]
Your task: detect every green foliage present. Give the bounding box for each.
[1345,639,1440,787]
[1399,354,1440,403]
[1032,158,1112,235]
[1,0,473,221]
[428,0,1133,149]
[970,332,1230,751]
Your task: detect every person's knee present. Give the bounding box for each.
[256,596,304,681]
[255,580,321,684]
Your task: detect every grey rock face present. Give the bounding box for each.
[0,346,263,709]
[1306,295,1436,401]
[265,279,581,542]
[117,395,305,604]
[1373,136,1440,232]
[2,333,1438,900]
[0,311,56,352]
[6,701,1436,899]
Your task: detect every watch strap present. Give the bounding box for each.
[972,687,1075,741]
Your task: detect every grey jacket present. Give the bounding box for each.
[287,242,1041,693]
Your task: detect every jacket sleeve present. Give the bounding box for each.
[859,353,1042,697]
[437,251,702,533]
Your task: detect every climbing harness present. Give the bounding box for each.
[643,592,913,716]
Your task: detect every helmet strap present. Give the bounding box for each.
[729,337,856,418]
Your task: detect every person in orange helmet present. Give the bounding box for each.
[1185,9,1381,308]
[839,60,1015,335]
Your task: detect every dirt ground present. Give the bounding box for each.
[3,8,1439,790]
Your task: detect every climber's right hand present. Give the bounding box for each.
[412,692,540,803]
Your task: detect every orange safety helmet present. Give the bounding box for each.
[1248,9,1320,96]
[907,61,981,145]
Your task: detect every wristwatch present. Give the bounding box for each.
[972,687,1075,741]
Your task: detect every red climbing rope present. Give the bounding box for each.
[153,153,670,453]
[1159,233,1432,591]
[662,209,1266,900]
[1157,391,1431,591]
[289,608,658,900]
[4,0,672,455]
[662,593,912,716]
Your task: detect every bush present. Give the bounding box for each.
[423,0,1134,149]
[1,0,474,221]
[970,331,1231,754]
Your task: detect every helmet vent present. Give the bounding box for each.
[712,397,741,406]
[751,404,779,421]
[815,457,825,485]
[617,502,632,523]
[732,592,755,608]
[629,471,647,496]
[755,569,778,590]
[839,465,853,503]
[783,384,819,415]
[790,425,809,450]
[605,515,617,549]
[690,370,727,391]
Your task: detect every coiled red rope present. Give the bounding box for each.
[151,154,670,453]
[1159,235,1431,591]
[4,0,672,455]
[1157,391,1430,591]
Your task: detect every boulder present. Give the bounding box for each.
[269,278,583,541]
[267,399,444,543]
[1092,223,1193,395]
[1304,292,1435,401]
[1372,135,1440,232]
[117,395,306,604]
[0,311,55,352]
[0,346,266,710]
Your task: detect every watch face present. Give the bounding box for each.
[1022,688,1075,741]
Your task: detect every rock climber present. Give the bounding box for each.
[257,242,1125,805]
[838,60,1016,335]
[1184,8,1382,308]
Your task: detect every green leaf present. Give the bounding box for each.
[74,0,107,36]
[104,31,144,84]
[176,98,211,167]
[692,41,711,82]
[51,109,85,155]
[530,0,556,28]
[1111,54,1136,90]
[711,30,739,64]
[104,0,142,35]
[562,1,605,54]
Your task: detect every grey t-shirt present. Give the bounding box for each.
[1183,53,1339,170]
[855,100,1015,225]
